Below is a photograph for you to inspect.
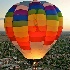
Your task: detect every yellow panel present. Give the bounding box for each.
[14,32,28,37]
[4,22,12,27]
[59,17,63,21]
[28,14,36,21]
[37,14,46,20]
[37,20,46,26]
[28,21,35,26]
[33,14,37,19]
[59,17,63,26]
[13,26,28,32]
[59,21,63,26]
[47,20,59,26]
[5,17,13,22]
[47,25,58,32]
[28,14,47,26]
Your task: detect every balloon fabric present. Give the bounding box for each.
[4,1,63,59]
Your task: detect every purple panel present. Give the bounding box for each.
[12,5,17,8]
[44,6,55,10]
[29,2,41,6]
[14,9,28,15]
[53,5,56,8]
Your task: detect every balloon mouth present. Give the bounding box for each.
[21,41,53,59]
[12,40,57,59]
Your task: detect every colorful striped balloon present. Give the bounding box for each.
[4,1,63,59]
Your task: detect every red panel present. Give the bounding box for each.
[55,31,62,40]
[55,26,63,40]
[58,26,63,31]
[17,42,30,46]
[9,36,16,41]
[5,27,14,37]
[20,46,31,50]
[45,36,56,41]
[28,31,46,37]
[29,36,45,42]
[28,26,36,32]
[18,42,31,50]
[38,26,47,31]
[44,41,54,45]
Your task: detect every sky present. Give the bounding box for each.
[0,0,70,31]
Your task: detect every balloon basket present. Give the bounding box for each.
[27,59,41,70]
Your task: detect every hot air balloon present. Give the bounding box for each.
[4,0,63,69]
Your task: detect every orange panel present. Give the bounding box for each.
[46,31,57,36]
[47,25,58,32]
[38,26,47,31]
[16,36,29,42]
[4,22,12,27]
[28,26,36,32]
[28,21,35,26]
[13,26,28,32]
[47,20,59,26]
[14,32,28,37]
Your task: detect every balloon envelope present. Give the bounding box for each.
[4,1,63,59]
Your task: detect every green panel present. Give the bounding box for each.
[13,21,28,27]
[5,12,14,17]
[36,9,38,14]
[38,9,46,15]
[58,12,63,17]
[28,9,36,15]
[28,9,46,15]
[47,15,59,21]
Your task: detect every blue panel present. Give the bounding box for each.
[13,15,28,21]
[8,5,17,12]
[29,3,44,10]
[45,10,57,15]
[53,5,61,13]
